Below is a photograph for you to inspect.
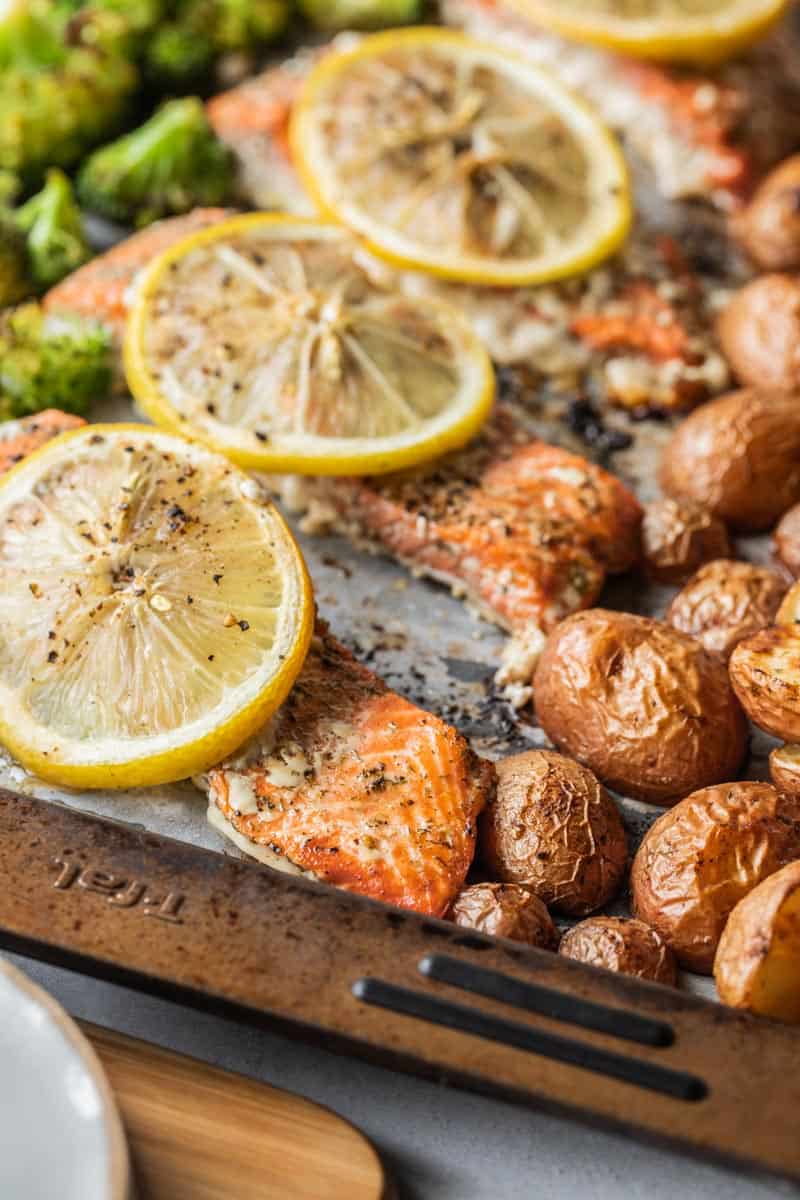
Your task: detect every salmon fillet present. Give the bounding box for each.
[282,406,642,638]
[206,624,494,915]
[44,209,234,340]
[207,55,730,412]
[0,410,85,473]
[443,0,800,212]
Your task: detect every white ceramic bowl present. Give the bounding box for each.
[0,958,131,1200]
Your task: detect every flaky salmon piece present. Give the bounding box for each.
[443,0,800,212]
[282,407,641,641]
[44,209,234,340]
[0,411,85,474]
[206,625,494,915]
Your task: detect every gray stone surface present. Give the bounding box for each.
[8,954,796,1200]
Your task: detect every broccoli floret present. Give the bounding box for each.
[172,0,290,52]
[144,21,215,92]
[298,0,422,29]
[0,214,31,308]
[0,45,138,186]
[0,304,113,420]
[77,96,235,226]
[0,3,67,69]
[14,169,91,291]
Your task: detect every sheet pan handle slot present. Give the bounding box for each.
[352,977,707,1103]
[418,954,675,1048]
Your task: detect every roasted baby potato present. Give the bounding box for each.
[729,625,800,742]
[659,387,800,531]
[717,275,800,391]
[714,860,800,1023]
[533,611,748,805]
[480,750,627,916]
[770,743,800,797]
[731,155,800,271]
[774,502,800,578]
[641,497,731,586]
[666,559,786,660]
[631,782,800,973]
[558,916,677,986]
[450,882,558,948]
[776,579,800,627]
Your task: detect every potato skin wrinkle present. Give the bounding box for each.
[770,742,800,797]
[631,782,800,974]
[718,277,800,392]
[480,750,628,917]
[450,882,558,948]
[533,610,748,805]
[666,559,786,660]
[641,498,731,586]
[731,155,800,272]
[729,624,800,742]
[714,860,800,1023]
[659,387,800,530]
[559,916,677,986]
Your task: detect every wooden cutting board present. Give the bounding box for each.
[81,1022,391,1200]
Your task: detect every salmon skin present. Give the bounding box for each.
[282,406,642,637]
[206,55,730,413]
[44,209,234,340]
[442,0,800,212]
[0,410,85,474]
[206,624,494,916]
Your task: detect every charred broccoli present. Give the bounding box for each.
[0,215,30,308]
[144,21,215,91]
[141,0,289,93]
[0,304,113,420]
[77,96,234,226]
[298,0,423,29]
[14,169,91,291]
[0,45,138,186]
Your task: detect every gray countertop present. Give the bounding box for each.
[9,954,796,1200]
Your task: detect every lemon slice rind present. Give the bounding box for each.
[124,213,495,476]
[290,28,632,287]
[0,424,314,789]
[505,0,789,64]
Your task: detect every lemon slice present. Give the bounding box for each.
[0,424,313,789]
[289,28,631,286]
[124,213,494,475]
[506,0,788,64]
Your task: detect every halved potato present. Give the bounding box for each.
[714,860,800,1023]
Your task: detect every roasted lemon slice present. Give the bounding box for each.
[124,213,494,475]
[290,28,631,286]
[506,0,788,64]
[0,424,313,789]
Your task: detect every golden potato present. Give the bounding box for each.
[666,559,786,660]
[730,155,800,271]
[714,861,800,1023]
[776,579,800,627]
[770,743,800,798]
[533,611,748,805]
[559,916,677,986]
[450,882,558,948]
[774,503,800,578]
[480,750,627,916]
[641,498,731,586]
[630,782,800,973]
[717,275,800,391]
[729,625,800,742]
[659,387,800,530]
